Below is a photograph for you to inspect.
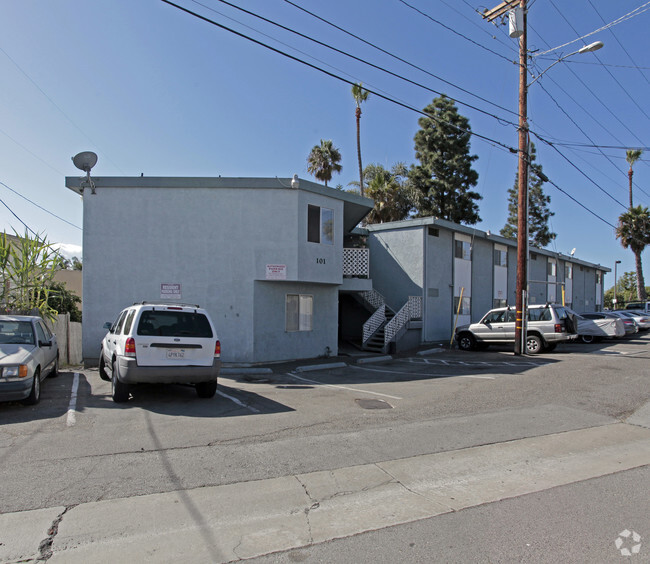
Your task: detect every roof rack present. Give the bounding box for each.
[134,301,201,309]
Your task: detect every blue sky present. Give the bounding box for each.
[1,0,648,286]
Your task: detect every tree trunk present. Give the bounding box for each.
[629,168,634,208]
[634,249,647,301]
[356,107,363,198]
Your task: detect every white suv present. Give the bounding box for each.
[455,303,578,354]
[99,302,221,402]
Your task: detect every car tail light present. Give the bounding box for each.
[125,337,136,357]
[554,323,562,333]
[214,340,221,358]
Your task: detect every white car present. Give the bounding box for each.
[99,302,221,402]
[0,315,59,405]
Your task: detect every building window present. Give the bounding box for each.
[428,227,439,237]
[530,252,538,260]
[493,298,507,308]
[286,294,313,332]
[596,271,602,284]
[566,264,573,279]
[453,296,471,315]
[307,205,333,245]
[454,240,471,260]
[494,249,507,267]
[548,261,557,277]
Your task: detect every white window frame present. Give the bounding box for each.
[286,294,313,332]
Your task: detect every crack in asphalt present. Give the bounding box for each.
[37,505,76,561]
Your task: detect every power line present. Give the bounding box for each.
[160,0,517,153]
[0,181,82,230]
[396,0,514,62]
[549,0,650,122]
[196,0,520,124]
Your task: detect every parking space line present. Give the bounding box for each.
[287,372,403,400]
[459,375,496,380]
[216,390,260,413]
[66,372,80,427]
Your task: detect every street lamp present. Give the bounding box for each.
[483,0,603,354]
[613,260,622,309]
[529,41,604,86]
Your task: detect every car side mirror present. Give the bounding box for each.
[103,322,112,330]
[39,339,52,348]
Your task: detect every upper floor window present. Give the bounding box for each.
[566,264,573,279]
[494,249,507,267]
[596,271,602,284]
[308,205,334,245]
[454,240,471,260]
[548,260,557,277]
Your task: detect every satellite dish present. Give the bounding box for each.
[72,151,98,194]
[72,151,98,172]
[570,248,576,256]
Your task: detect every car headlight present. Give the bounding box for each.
[2,365,28,379]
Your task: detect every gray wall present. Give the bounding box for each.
[424,227,453,341]
[368,227,423,312]
[78,180,349,364]
[470,237,493,321]
[253,281,338,362]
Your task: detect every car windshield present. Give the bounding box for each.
[137,311,213,338]
[0,321,35,345]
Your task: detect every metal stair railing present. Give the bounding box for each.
[362,304,386,344]
[383,296,423,347]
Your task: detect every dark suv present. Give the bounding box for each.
[455,304,578,354]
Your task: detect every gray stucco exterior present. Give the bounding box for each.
[66,176,372,364]
[365,218,609,343]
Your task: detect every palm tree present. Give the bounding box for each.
[616,205,650,301]
[626,149,643,208]
[306,140,342,187]
[351,83,370,197]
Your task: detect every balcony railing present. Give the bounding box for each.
[343,248,369,278]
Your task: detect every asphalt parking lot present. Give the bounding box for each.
[1,330,648,423]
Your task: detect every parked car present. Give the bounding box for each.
[611,310,650,331]
[572,311,625,343]
[99,302,221,403]
[583,312,637,335]
[0,315,59,405]
[624,301,650,314]
[455,304,578,354]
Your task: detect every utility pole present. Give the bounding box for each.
[484,0,528,355]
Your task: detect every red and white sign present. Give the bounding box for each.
[161,283,182,300]
[266,264,287,280]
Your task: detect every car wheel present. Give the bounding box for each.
[22,368,41,405]
[111,360,129,403]
[526,335,543,355]
[49,356,59,378]
[457,333,476,351]
[99,353,111,381]
[196,380,217,398]
[580,334,595,344]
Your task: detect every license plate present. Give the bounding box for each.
[166,349,185,360]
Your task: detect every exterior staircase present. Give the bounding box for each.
[357,290,422,354]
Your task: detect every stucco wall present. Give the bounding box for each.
[253,281,338,362]
[368,227,423,312]
[424,227,453,341]
[78,180,348,364]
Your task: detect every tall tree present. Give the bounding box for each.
[306,139,342,187]
[615,205,650,301]
[361,163,414,224]
[500,143,556,247]
[351,83,370,197]
[408,95,481,224]
[626,149,642,208]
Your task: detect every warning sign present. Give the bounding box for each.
[161,283,182,300]
[266,264,287,280]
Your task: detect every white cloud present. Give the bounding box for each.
[53,243,82,261]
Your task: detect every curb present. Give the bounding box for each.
[294,362,348,373]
